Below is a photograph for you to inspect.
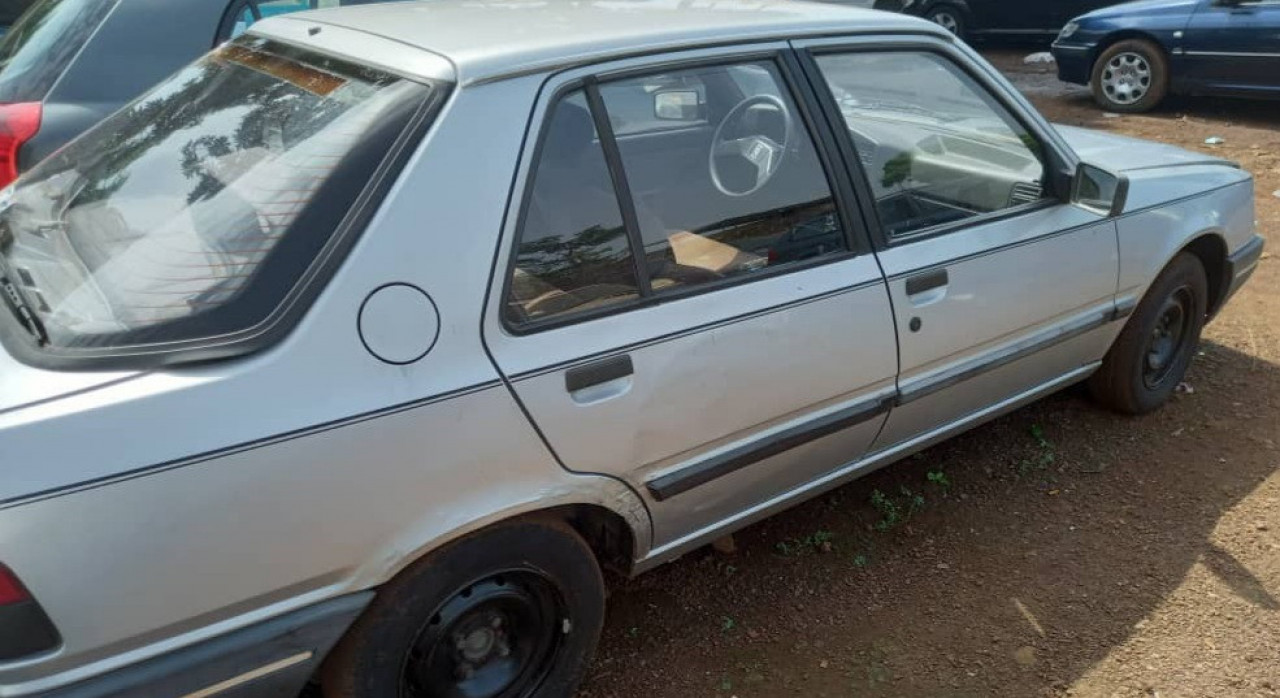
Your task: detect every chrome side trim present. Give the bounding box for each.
[1184,50,1280,58]
[1112,296,1139,321]
[645,392,893,501]
[637,363,1101,570]
[180,652,313,698]
[897,308,1113,406]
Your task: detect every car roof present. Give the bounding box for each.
[255,0,948,85]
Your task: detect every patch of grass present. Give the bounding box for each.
[775,529,836,556]
[721,615,736,632]
[871,486,926,531]
[1017,423,1057,477]
[926,469,950,490]
[852,553,870,568]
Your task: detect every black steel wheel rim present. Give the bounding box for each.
[1143,285,1193,390]
[400,571,565,698]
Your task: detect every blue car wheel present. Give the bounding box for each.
[1090,39,1169,113]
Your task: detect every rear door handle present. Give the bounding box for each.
[565,355,634,393]
[905,268,948,296]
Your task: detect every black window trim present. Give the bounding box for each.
[499,48,874,337]
[795,39,1078,251]
[0,71,453,372]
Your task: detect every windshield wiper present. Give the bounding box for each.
[0,271,48,345]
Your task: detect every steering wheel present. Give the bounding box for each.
[709,94,792,198]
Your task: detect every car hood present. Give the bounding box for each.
[1054,124,1235,172]
[1080,0,1198,20]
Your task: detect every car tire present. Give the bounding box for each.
[320,517,605,698]
[925,3,967,40]
[1090,39,1169,113]
[1089,252,1207,415]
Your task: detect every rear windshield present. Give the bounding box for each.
[0,37,438,358]
[0,0,117,104]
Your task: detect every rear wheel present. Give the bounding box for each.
[1089,253,1207,414]
[1090,39,1169,113]
[322,518,605,698]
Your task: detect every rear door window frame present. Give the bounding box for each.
[498,47,874,336]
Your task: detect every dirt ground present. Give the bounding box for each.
[578,49,1280,698]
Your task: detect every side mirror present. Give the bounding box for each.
[1071,162,1127,217]
[654,90,702,122]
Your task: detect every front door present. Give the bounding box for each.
[800,40,1120,452]
[1182,0,1280,95]
[484,48,898,547]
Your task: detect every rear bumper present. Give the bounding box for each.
[1051,42,1094,86]
[1224,234,1265,305]
[41,593,370,698]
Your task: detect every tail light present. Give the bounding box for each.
[0,103,42,190]
[0,564,60,660]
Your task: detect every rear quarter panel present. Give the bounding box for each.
[0,75,650,695]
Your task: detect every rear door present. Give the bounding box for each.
[1182,0,1280,95]
[798,37,1120,453]
[484,45,898,547]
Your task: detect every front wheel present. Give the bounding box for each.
[322,518,605,698]
[1089,253,1207,414]
[1090,39,1169,113]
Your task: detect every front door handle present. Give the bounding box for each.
[905,268,948,296]
[565,355,634,393]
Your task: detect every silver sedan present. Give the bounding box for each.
[0,2,1263,697]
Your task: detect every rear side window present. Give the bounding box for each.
[506,91,640,325]
[504,59,850,329]
[0,0,117,103]
[0,37,440,357]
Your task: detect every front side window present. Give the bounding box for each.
[0,37,438,356]
[815,51,1050,238]
[505,59,849,328]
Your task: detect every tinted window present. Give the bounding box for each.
[599,61,845,292]
[505,91,639,325]
[0,37,436,352]
[815,52,1049,238]
[0,0,117,103]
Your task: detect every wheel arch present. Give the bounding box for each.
[356,481,652,593]
[1181,232,1229,318]
[1089,31,1171,77]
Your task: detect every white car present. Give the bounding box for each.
[0,2,1262,697]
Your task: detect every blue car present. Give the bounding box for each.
[1053,0,1280,112]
